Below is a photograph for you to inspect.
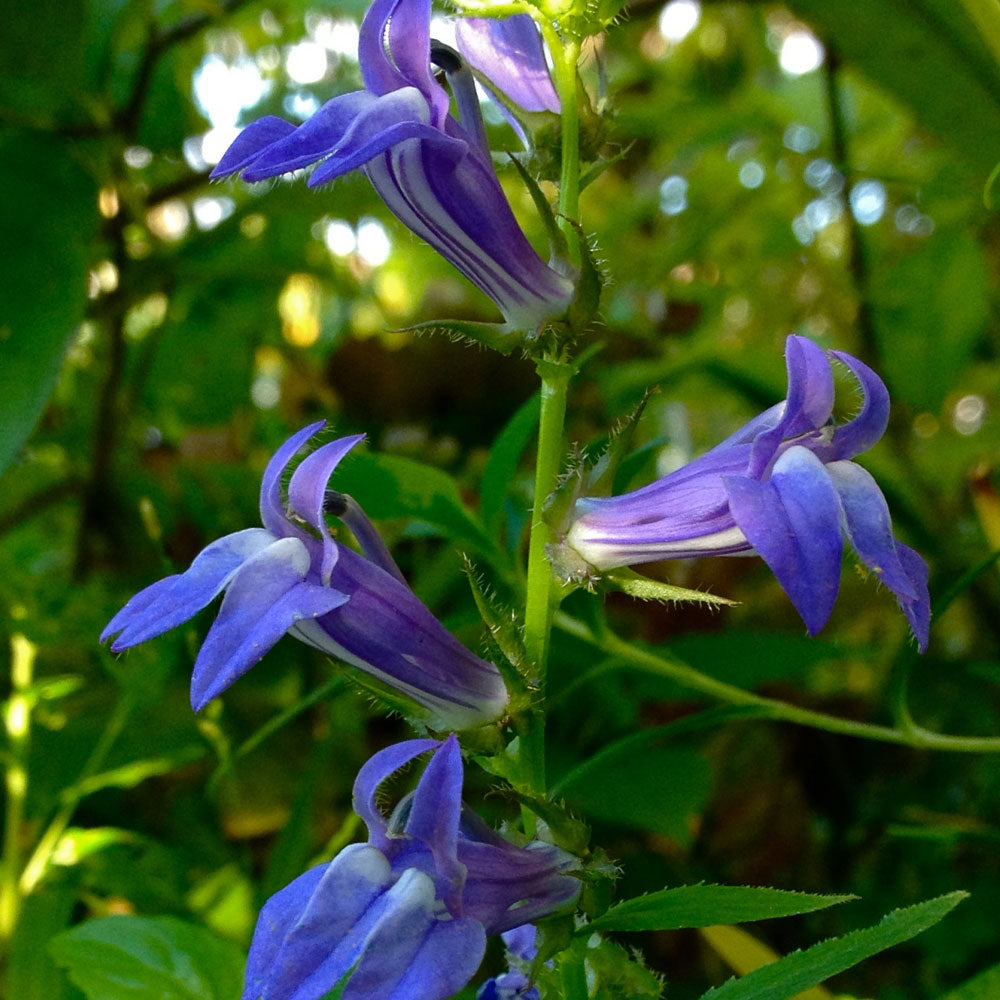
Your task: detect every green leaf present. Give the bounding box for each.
[552,705,770,798]
[937,963,1000,1000]
[584,885,855,935]
[785,0,1000,178]
[462,558,529,695]
[49,915,245,1000]
[404,318,522,354]
[698,892,967,1000]
[51,827,140,867]
[9,880,80,1000]
[0,131,99,475]
[557,741,712,845]
[603,569,737,609]
[335,451,495,556]
[506,153,570,263]
[553,936,663,1000]
[61,747,205,800]
[0,0,87,119]
[871,229,989,411]
[480,392,539,533]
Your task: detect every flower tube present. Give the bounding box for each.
[565,336,930,648]
[102,423,508,729]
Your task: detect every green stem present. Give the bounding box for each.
[19,696,131,897]
[1,636,35,955]
[546,30,582,225]
[521,366,572,797]
[556,613,1000,753]
[517,30,582,800]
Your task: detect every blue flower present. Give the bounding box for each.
[565,336,930,649]
[102,423,508,728]
[476,924,543,1000]
[211,0,574,334]
[455,16,559,115]
[242,735,580,1000]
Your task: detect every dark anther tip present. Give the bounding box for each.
[323,490,349,516]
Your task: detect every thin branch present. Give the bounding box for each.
[115,0,259,136]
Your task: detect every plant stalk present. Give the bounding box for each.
[1,635,36,956]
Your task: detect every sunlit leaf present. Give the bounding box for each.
[61,747,204,800]
[785,0,1000,178]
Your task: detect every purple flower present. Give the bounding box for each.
[210,0,574,334]
[102,423,507,728]
[565,336,930,649]
[455,17,559,114]
[476,924,543,1000]
[242,736,580,1000]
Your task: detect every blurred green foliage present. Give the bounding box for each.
[2,0,1000,997]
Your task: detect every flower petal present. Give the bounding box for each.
[241,863,327,1000]
[826,460,930,650]
[896,543,931,651]
[352,739,442,850]
[243,844,396,1000]
[237,91,376,180]
[826,350,890,459]
[102,528,276,650]
[455,17,559,114]
[210,116,298,178]
[259,421,327,536]
[287,434,365,584]
[359,0,449,125]
[307,89,467,187]
[726,445,844,635]
[331,493,407,584]
[405,734,465,909]
[458,831,579,934]
[748,335,834,478]
[292,546,508,729]
[342,868,486,1000]
[190,537,348,710]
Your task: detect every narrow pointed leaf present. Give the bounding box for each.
[583,885,855,935]
[698,892,967,1000]
[404,318,522,355]
[506,153,569,263]
[585,388,657,497]
[604,569,737,608]
[462,557,529,695]
[579,143,636,192]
